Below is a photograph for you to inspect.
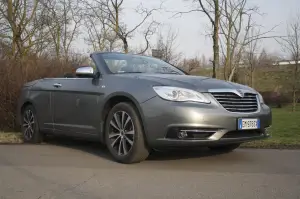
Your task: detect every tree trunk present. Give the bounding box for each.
[123,38,128,53]
[292,62,298,112]
[224,21,232,80]
[212,0,220,78]
[228,66,236,81]
[251,70,255,88]
[293,89,296,112]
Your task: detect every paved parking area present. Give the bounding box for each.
[0,139,299,199]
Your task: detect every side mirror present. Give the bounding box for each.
[75,66,96,78]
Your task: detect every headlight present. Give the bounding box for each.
[153,86,211,103]
[257,93,264,104]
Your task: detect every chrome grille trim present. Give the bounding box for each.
[209,89,259,113]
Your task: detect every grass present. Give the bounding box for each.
[0,106,300,149]
[0,132,22,144]
[192,66,298,92]
[242,106,300,149]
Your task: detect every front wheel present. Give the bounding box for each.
[21,105,43,143]
[209,143,240,152]
[104,102,150,164]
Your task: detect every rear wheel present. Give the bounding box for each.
[209,143,240,152]
[21,105,43,143]
[104,102,149,164]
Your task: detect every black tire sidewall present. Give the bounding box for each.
[21,105,42,143]
[104,102,148,163]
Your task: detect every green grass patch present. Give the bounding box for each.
[242,107,300,149]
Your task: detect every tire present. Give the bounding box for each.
[209,143,240,152]
[21,105,43,143]
[104,102,149,164]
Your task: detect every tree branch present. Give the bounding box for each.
[198,0,215,26]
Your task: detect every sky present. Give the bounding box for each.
[77,0,300,59]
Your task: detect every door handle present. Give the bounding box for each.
[53,83,62,88]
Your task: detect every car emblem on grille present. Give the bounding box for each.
[236,89,244,98]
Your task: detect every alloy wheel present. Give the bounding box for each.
[23,109,35,140]
[108,111,135,156]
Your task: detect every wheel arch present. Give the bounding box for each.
[18,100,36,125]
[100,92,149,144]
[21,100,34,111]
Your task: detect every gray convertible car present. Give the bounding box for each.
[17,52,272,163]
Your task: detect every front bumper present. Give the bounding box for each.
[140,95,272,148]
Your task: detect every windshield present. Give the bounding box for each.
[99,53,185,75]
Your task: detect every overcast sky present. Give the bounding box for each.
[77,0,300,59]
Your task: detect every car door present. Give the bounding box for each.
[52,76,105,136]
[29,78,57,132]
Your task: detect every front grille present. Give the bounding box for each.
[211,92,259,113]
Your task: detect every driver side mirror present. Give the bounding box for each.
[76,66,99,78]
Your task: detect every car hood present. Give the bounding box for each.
[134,74,256,92]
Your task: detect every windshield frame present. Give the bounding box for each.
[92,52,187,75]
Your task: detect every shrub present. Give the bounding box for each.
[260,91,299,108]
[0,55,73,131]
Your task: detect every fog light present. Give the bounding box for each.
[178,131,188,139]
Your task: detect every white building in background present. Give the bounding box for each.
[272,60,300,66]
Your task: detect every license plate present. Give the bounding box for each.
[238,118,260,130]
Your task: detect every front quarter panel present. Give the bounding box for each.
[103,75,158,104]
[19,79,56,131]
[102,75,160,140]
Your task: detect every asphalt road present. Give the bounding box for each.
[0,139,299,199]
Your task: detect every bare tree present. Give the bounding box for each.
[219,0,247,81]
[182,57,202,73]
[257,48,275,67]
[137,21,160,55]
[174,0,220,78]
[155,26,182,65]
[99,0,161,53]
[197,0,220,78]
[0,0,40,59]
[84,0,120,52]
[30,2,58,56]
[279,13,300,112]
[84,17,119,52]
[219,0,279,82]
[201,54,208,67]
[243,27,260,87]
[42,0,83,61]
